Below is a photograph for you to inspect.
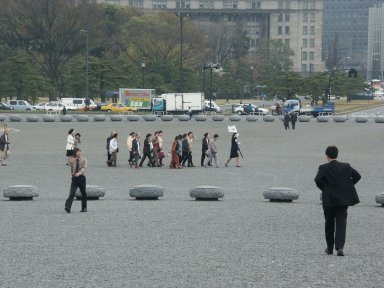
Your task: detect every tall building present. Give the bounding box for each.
[98,0,324,74]
[323,0,379,74]
[367,3,384,80]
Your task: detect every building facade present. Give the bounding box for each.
[98,0,324,74]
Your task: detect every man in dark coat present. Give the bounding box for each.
[314,146,361,256]
[283,113,290,130]
[290,111,298,129]
[201,132,210,167]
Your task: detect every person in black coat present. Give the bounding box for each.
[314,146,361,256]
[290,111,298,129]
[225,133,241,167]
[283,113,291,130]
[139,133,153,167]
[201,132,211,166]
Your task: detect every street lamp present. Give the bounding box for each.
[250,66,254,97]
[141,61,146,88]
[203,63,220,111]
[176,12,190,92]
[80,29,89,110]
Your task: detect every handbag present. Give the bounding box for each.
[158,150,165,159]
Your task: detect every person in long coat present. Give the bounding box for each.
[225,133,241,167]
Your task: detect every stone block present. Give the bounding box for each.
[355,116,368,123]
[93,115,106,121]
[375,193,384,206]
[9,115,22,122]
[298,115,311,122]
[195,115,207,121]
[374,116,384,123]
[143,115,156,121]
[246,115,258,122]
[316,116,329,122]
[212,115,225,121]
[43,115,56,122]
[110,115,123,121]
[76,115,89,122]
[178,115,190,121]
[127,115,140,121]
[75,185,106,200]
[26,115,39,122]
[0,115,6,121]
[263,115,275,122]
[229,115,241,121]
[333,116,347,123]
[60,115,73,122]
[3,185,39,201]
[160,115,173,121]
[190,185,224,201]
[129,184,164,200]
[263,187,299,202]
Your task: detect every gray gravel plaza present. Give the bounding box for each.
[0,112,383,288]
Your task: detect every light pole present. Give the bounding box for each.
[176,12,189,92]
[141,61,145,88]
[203,63,220,110]
[250,66,254,97]
[80,29,89,110]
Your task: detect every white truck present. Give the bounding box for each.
[152,93,204,114]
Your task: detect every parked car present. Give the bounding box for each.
[35,102,48,111]
[45,102,65,112]
[100,103,136,113]
[7,100,35,111]
[0,102,13,110]
[233,103,268,115]
[95,102,106,111]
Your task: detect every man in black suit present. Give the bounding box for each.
[315,146,361,256]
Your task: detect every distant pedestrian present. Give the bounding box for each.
[106,131,115,166]
[66,129,75,166]
[225,133,241,167]
[127,132,135,166]
[74,133,81,149]
[314,146,361,256]
[158,130,165,166]
[139,133,153,167]
[62,105,67,115]
[186,132,195,167]
[201,132,210,166]
[283,113,291,130]
[152,131,161,167]
[181,134,189,166]
[131,133,140,168]
[0,128,11,166]
[204,134,219,168]
[290,112,298,129]
[65,148,87,213]
[170,135,182,169]
[108,133,119,167]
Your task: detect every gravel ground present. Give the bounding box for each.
[0,113,383,288]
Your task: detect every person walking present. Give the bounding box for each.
[74,133,81,150]
[204,134,219,168]
[139,133,153,167]
[106,131,115,167]
[283,113,291,130]
[108,133,119,167]
[186,132,195,167]
[131,133,140,168]
[225,133,241,167]
[127,132,135,167]
[181,134,189,167]
[290,111,298,129]
[169,135,182,169]
[314,146,361,256]
[158,130,164,166]
[66,129,75,166]
[65,148,88,213]
[152,131,160,167]
[201,132,210,167]
[0,128,10,166]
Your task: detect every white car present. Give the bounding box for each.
[35,102,48,111]
[44,102,65,112]
[233,104,269,115]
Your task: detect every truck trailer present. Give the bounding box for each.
[152,93,204,114]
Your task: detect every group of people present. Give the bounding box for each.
[283,111,298,130]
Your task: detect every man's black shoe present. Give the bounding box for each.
[65,207,70,213]
[80,209,87,212]
[325,248,332,255]
[337,249,344,256]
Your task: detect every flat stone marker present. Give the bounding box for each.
[3,185,39,201]
[229,115,241,121]
[93,115,106,121]
[9,115,22,122]
[263,115,275,122]
[161,115,173,121]
[127,115,140,121]
[129,184,164,200]
[178,115,190,121]
[77,115,89,122]
[43,115,56,122]
[212,115,225,121]
[375,193,384,206]
[374,116,384,123]
[263,187,299,202]
[0,115,6,121]
[190,185,224,201]
[110,115,123,121]
[75,185,106,200]
[195,115,207,121]
[355,116,368,123]
[298,115,310,122]
[60,115,73,122]
[143,115,156,121]
[316,116,329,122]
[27,115,39,122]
[246,115,258,122]
[333,116,347,122]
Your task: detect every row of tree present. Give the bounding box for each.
[0,0,366,103]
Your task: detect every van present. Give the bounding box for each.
[60,98,97,111]
[203,100,221,112]
[7,100,35,111]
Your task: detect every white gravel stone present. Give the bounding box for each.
[161,115,174,121]
[316,116,329,122]
[355,116,368,123]
[9,115,22,122]
[263,115,275,122]
[93,115,106,121]
[43,115,56,122]
[178,115,190,121]
[75,185,106,200]
[110,115,123,121]
[263,187,299,202]
[229,115,241,121]
[375,193,384,206]
[143,115,156,121]
[190,185,224,200]
[129,184,164,199]
[374,116,384,123]
[298,115,311,122]
[76,115,89,122]
[212,115,225,121]
[195,115,207,121]
[246,115,258,122]
[127,115,140,121]
[3,185,39,200]
[60,115,73,122]
[26,115,39,122]
[333,116,348,122]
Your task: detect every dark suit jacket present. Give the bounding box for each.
[315,160,361,207]
[202,138,209,152]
